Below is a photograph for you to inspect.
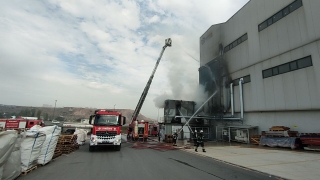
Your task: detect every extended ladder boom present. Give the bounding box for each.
[130,38,172,123]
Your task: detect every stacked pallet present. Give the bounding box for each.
[250,135,261,145]
[55,134,79,155]
[262,126,298,137]
[300,133,320,151]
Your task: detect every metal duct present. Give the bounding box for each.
[239,78,244,120]
[230,83,234,117]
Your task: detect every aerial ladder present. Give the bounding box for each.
[127,38,172,141]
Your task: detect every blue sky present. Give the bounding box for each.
[0,0,249,120]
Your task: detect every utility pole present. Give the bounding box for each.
[52,100,57,120]
[114,104,116,110]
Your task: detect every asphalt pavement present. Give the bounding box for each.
[17,136,276,180]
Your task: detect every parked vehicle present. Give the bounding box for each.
[0,117,44,129]
[51,120,60,124]
[88,109,126,152]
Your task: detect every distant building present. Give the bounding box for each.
[43,104,52,107]
[200,0,320,139]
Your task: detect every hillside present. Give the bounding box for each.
[0,105,156,126]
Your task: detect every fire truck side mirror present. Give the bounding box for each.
[122,117,126,125]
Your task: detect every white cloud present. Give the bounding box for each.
[0,0,249,120]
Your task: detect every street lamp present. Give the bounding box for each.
[114,104,116,110]
[52,100,57,120]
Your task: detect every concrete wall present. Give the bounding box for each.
[200,0,320,133]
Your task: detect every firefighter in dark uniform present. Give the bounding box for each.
[195,130,206,152]
[173,130,178,146]
[193,130,198,146]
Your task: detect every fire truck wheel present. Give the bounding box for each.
[89,145,95,152]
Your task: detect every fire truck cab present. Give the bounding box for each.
[89,109,126,152]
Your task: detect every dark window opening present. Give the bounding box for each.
[225,33,248,53]
[279,64,290,74]
[237,38,242,44]
[243,75,251,83]
[233,79,240,86]
[232,41,238,47]
[263,69,273,79]
[273,11,283,23]
[290,0,302,13]
[241,34,248,41]
[267,18,273,26]
[290,61,298,71]
[283,7,289,16]
[233,75,251,86]
[259,21,268,32]
[263,55,312,79]
[272,67,279,75]
[258,0,302,32]
[297,56,312,69]
[224,46,229,53]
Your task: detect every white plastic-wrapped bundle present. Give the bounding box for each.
[0,131,18,180]
[74,129,86,145]
[2,131,25,180]
[37,125,61,165]
[20,131,46,171]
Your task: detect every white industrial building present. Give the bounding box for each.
[199,0,320,140]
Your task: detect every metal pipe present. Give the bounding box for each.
[230,83,234,117]
[239,78,244,120]
[177,89,218,134]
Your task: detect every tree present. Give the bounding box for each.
[37,110,42,119]
[31,109,36,117]
[44,113,48,121]
[19,109,29,116]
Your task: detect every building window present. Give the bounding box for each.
[224,33,248,53]
[283,7,289,17]
[258,0,303,32]
[297,56,312,69]
[272,67,279,76]
[278,63,290,74]
[263,69,273,78]
[273,11,283,23]
[262,55,313,79]
[290,61,297,71]
[290,0,303,13]
[233,75,251,86]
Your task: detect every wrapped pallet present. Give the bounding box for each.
[37,125,61,165]
[20,131,46,171]
[0,131,18,180]
[74,129,86,145]
[2,131,25,180]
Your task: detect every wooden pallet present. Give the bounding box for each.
[53,152,62,159]
[21,165,37,175]
[250,135,261,145]
[269,126,290,131]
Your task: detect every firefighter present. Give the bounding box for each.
[195,130,206,152]
[193,130,198,146]
[173,130,178,146]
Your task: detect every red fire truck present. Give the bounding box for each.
[128,120,149,141]
[149,124,158,137]
[89,109,126,152]
[0,117,44,129]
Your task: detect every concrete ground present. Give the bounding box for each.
[171,139,320,180]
